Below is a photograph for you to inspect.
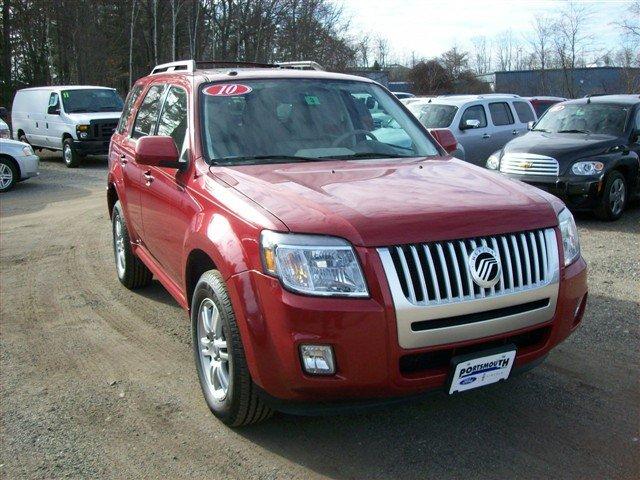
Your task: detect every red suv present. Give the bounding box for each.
[108,60,588,426]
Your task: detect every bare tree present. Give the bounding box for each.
[470,36,491,74]
[440,46,468,78]
[375,36,389,67]
[494,30,515,71]
[129,0,140,88]
[614,0,640,40]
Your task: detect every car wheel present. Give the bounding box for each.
[112,200,153,289]
[0,159,17,192]
[63,138,81,168]
[192,270,272,427]
[595,171,627,221]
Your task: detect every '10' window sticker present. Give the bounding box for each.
[203,84,252,97]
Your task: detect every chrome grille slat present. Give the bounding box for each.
[383,228,556,307]
[500,153,559,176]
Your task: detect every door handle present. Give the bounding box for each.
[119,154,128,166]
[143,171,154,185]
[482,133,491,139]
[46,122,49,129]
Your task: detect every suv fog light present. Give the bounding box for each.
[300,345,335,375]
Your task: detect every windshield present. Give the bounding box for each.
[200,79,439,164]
[534,103,629,135]
[408,103,458,128]
[61,89,124,113]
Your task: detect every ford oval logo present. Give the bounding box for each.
[460,377,476,385]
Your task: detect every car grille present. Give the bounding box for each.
[91,121,118,140]
[500,153,559,176]
[381,228,555,307]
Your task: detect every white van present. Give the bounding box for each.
[11,86,123,167]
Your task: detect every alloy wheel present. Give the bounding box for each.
[64,144,73,165]
[609,178,625,216]
[113,214,126,277]
[197,298,230,401]
[0,163,13,190]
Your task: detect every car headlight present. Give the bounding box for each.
[260,231,368,297]
[571,161,604,176]
[22,145,34,156]
[486,152,501,170]
[558,208,580,266]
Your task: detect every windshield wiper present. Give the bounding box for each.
[532,128,550,132]
[213,155,325,165]
[557,129,590,134]
[325,152,416,159]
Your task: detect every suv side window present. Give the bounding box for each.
[132,84,165,139]
[117,84,143,134]
[48,92,60,111]
[460,105,487,128]
[156,86,188,151]
[489,102,515,126]
[513,101,535,123]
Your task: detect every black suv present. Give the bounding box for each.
[487,95,640,220]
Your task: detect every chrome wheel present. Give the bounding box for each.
[609,178,625,216]
[113,214,126,277]
[63,144,72,165]
[0,163,13,190]
[197,298,230,401]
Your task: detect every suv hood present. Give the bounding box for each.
[65,112,121,123]
[217,157,558,247]
[504,131,622,166]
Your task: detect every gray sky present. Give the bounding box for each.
[335,0,636,62]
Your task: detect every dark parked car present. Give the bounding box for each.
[524,96,567,117]
[487,95,640,220]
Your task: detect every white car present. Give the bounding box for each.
[0,118,10,139]
[0,137,39,192]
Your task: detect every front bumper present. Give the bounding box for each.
[225,246,588,406]
[501,172,603,210]
[72,139,111,156]
[18,154,40,179]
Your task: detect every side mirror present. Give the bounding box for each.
[460,118,481,130]
[429,128,458,155]
[527,121,535,130]
[135,136,181,169]
[47,105,60,115]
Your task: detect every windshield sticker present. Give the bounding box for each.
[203,84,252,97]
[62,92,69,98]
[304,95,321,106]
[550,104,564,112]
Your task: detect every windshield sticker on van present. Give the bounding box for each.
[203,84,252,97]
[304,95,321,106]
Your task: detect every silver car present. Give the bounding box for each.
[406,94,537,166]
[0,133,39,192]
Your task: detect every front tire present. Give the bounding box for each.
[192,270,272,426]
[595,171,627,221]
[0,159,17,192]
[112,200,153,289]
[63,138,81,168]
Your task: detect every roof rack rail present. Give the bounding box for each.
[275,61,324,71]
[151,60,195,75]
[196,60,278,69]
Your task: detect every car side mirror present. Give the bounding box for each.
[135,136,182,169]
[527,121,535,130]
[460,118,481,130]
[429,128,458,154]
[47,105,60,115]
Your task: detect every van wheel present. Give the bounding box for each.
[595,171,626,221]
[0,159,17,192]
[111,200,153,289]
[192,270,273,427]
[63,139,81,168]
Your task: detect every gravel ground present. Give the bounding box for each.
[1,152,638,479]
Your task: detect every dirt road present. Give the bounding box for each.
[1,154,639,479]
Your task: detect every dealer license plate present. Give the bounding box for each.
[449,347,516,394]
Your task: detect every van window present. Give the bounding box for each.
[489,102,515,126]
[48,93,60,111]
[460,105,487,128]
[513,101,535,123]
[157,86,188,151]
[117,85,143,134]
[132,85,165,139]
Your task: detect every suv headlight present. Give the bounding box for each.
[486,152,501,170]
[260,231,368,297]
[558,208,580,266]
[571,161,604,176]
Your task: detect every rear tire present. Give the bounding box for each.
[112,200,153,289]
[0,159,17,192]
[192,270,273,427]
[63,138,81,168]
[595,171,627,221]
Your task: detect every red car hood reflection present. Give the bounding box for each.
[216,157,558,247]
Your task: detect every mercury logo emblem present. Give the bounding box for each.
[468,246,501,289]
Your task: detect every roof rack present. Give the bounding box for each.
[150,59,324,75]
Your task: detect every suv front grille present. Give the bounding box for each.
[500,153,559,176]
[382,228,554,307]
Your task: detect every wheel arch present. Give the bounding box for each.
[107,182,119,218]
[185,249,218,309]
[0,154,21,179]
